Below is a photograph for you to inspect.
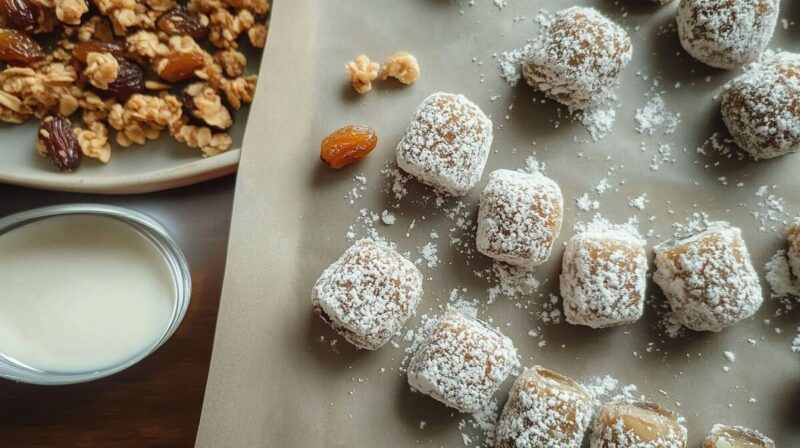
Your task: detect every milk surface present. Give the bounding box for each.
[0,214,175,373]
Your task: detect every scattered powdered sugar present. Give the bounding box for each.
[752,186,789,232]
[381,210,396,225]
[635,95,680,135]
[576,193,600,211]
[650,143,675,171]
[460,399,500,447]
[346,173,368,204]
[792,329,800,354]
[495,45,530,87]
[417,242,440,268]
[580,102,617,142]
[487,260,540,302]
[629,194,649,211]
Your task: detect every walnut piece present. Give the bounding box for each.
[83,51,119,90]
[75,121,112,162]
[346,54,379,94]
[54,0,89,25]
[379,51,419,85]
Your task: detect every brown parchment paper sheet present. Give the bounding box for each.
[197,0,800,446]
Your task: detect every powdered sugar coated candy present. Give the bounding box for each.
[590,400,687,448]
[495,366,593,448]
[522,7,632,110]
[721,51,800,160]
[788,225,800,281]
[653,222,763,332]
[560,231,647,329]
[396,92,493,196]
[701,424,775,448]
[476,169,563,267]
[676,0,780,70]
[311,239,423,350]
[406,308,518,413]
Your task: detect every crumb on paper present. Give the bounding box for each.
[346,54,379,94]
[379,51,420,85]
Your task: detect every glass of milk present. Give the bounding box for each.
[0,204,191,385]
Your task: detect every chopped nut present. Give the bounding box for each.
[75,121,111,162]
[214,49,246,77]
[83,51,119,90]
[185,82,232,129]
[346,54,379,94]
[54,0,88,25]
[247,22,267,48]
[379,51,419,85]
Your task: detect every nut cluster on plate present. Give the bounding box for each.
[0,0,269,172]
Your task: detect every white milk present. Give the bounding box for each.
[0,214,175,373]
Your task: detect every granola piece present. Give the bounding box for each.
[126,30,168,60]
[107,93,182,146]
[75,121,111,162]
[186,0,225,14]
[54,0,88,25]
[83,51,119,89]
[222,0,268,14]
[219,74,255,110]
[58,89,79,116]
[379,51,419,85]
[170,118,232,156]
[214,49,245,77]
[208,8,253,49]
[247,22,266,48]
[0,90,29,123]
[346,54,378,94]
[0,63,77,119]
[185,82,232,129]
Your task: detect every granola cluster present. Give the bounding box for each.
[346,51,419,95]
[0,0,269,172]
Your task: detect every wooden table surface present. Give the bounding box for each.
[0,175,235,448]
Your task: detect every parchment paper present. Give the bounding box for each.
[197,0,800,446]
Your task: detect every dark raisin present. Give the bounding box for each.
[157,7,208,40]
[39,115,81,173]
[0,0,37,31]
[73,40,125,63]
[105,57,144,101]
[0,28,44,66]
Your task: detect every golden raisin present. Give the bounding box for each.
[73,40,125,63]
[0,28,44,66]
[158,52,205,82]
[320,125,377,169]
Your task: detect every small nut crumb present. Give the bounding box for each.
[346,54,379,94]
[379,51,419,85]
[83,51,119,90]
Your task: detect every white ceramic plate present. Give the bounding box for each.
[0,44,262,194]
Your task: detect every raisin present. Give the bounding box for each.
[105,57,144,100]
[158,52,204,82]
[320,125,378,169]
[157,7,208,40]
[39,115,81,173]
[73,40,125,63]
[0,0,37,31]
[0,28,44,66]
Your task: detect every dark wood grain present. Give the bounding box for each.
[0,175,234,448]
